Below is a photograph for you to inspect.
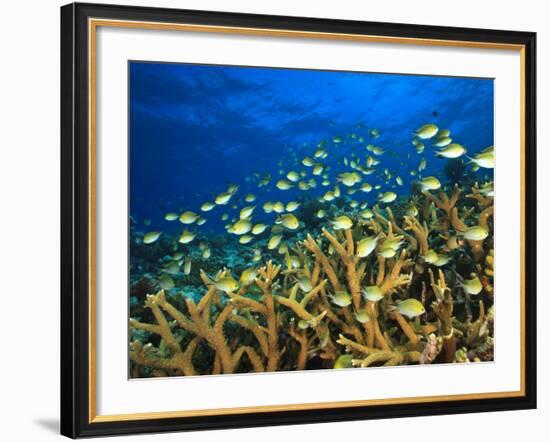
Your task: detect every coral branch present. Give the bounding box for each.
[321,228,362,309]
[390,311,419,345]
[303,234,343,291]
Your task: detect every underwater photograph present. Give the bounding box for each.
[128,61,495,378]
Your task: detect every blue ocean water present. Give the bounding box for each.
[129,61,493,235]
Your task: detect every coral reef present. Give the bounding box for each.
[129,182,494,377]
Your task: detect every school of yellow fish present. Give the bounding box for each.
[130,122,495,377]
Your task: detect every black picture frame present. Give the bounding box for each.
[61,2,537,438]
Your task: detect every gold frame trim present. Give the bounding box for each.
[88,18,527,424]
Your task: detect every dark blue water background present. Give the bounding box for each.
[129,62,493,234]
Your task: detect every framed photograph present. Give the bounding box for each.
[60,2,537,438]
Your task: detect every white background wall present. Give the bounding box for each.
[0,0,546,440]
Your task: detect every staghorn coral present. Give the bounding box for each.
[130,182,494,377]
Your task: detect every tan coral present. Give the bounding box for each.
[130,181,494,375]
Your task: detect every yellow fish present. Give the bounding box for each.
[143,231,161,244]
[436,143,466,158]
[276,179,293,190]
[338,172,361,187]
[278,242,289,254]
[479,182,494,197]
[179,211,199,224]
[285,201,301,212]
[378,191,397,203]
[183,256,192,275]
[415,123,439,139]
[263,201,274,213]
[423,249,439,264]
[178,230,196,244]
[251,223,268,235]
[298,276,312,292]
[462,274,483,295]
[226,183,239,194]
[415,144,425,154]
[277,213,300,230]
[258,174,271,186]
[418,158,426,171]
[302,156,314,167]
[273,202,285,213]
[359,183,373,193]
[419,176,441,191]
[229,219,252,235]
[433,136,452,147]
[394,298,426,318]
[330,291,352,307]
[200,202,215,212]
[215,191,233,205]
[356,235,379,258]
[239,234,254,244]
[358,209,374,220]
[380,236,403,250]
[406,205,418,217]
[244,193,256,203]
[366,155,380,167]
[313,148,327,159]
[469,150,494,168]
[162,261,180,275]
[354,309,370,324]
[239,205,256,219]
[286,253,300,270]
[298,181,310,191]
[461,225,489,241]
[286,171,300,182]
[172,252,184,261]
[215,276,239,293]
[378,247,397,258]
[362,285,383,302]
[333,354,354,369]
[331,215,353,230]
[267,234,283,250]
[433,254,451,267]
[202,247,211,259]
[252,249,262,262]
[312,164,324,175]
[164,213,178,221]
[159,275,175,290]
